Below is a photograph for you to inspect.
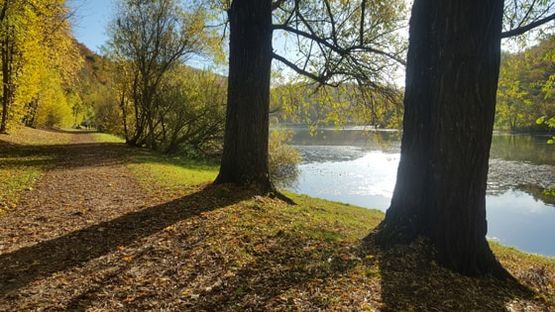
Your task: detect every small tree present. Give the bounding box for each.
[107,0,209,149]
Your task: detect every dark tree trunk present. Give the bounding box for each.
[375,0,507,277]
[1,35,12,134]
[119,90,130,143]
[214,0,273,191]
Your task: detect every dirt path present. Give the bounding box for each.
[0,133,163,310]
[0,133,250,311]
[0,134,149,253]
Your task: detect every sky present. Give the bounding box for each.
[68,0,114,53]
[66,0,408,84]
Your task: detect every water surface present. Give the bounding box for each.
[286,128,555,257]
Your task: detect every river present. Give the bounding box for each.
[285,127,555,257]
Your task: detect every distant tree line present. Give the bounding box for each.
[271,82,404,129]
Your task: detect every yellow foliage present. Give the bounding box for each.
[1,0,82,131]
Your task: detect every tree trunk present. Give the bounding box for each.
[1,35,11,134]
[119,89,130,143]
[375,0,507,277]
[214,0,273,191]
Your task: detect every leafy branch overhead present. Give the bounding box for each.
[271,0,407,89]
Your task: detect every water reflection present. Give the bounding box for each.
[286,128,555,257]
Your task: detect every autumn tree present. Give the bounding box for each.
[0,0,80,132]
[374,0,555,276]
[496,36,555,130]
[107,0,210,149]
[213,0,406,191]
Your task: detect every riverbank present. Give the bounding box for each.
[0,128,553,310]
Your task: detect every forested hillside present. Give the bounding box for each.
[496,35,555,131]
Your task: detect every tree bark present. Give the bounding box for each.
[214,0,273,191]
[375,0,507,277]
[1,35,12,134]
[120,91,130,143]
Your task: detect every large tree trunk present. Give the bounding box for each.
[375,0,507,277]
[214,0,273,191]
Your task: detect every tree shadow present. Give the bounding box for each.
[0,141,136,170]
[190,231,360,311]
[365,235,540,311]
[0,185,252,295]
[42,128,99,135]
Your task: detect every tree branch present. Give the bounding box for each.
[272,52,339,86]
[272,24,406,65]
[501,12,555,38]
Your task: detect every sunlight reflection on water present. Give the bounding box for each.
[288,142,555,257]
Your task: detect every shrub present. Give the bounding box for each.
[268,130,301,187]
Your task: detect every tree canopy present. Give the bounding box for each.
[0,0,80,132]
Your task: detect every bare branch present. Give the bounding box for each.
[272,52,340,87]
[273,24,406,65]
[501,11,555,38]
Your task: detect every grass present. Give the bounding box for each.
[1,126,73,145]
[95,132,554,310]
[91,132,126,143]
[1,128,553,310]
[128,151,219,190]
[0,127,71,212]
[92,133,218,189]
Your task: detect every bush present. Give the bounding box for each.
[268,130,301,187]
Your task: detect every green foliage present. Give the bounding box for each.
[496,35,555,131]
[68,44,119,131]
[105,0,223,153]
[544,186,555,197]
[271,82,403,129]
[536,116,555,143]
[152,67,226,155]
[0,0,81,131]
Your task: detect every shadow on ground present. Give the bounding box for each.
[0,186,251,294]
[364,235,539,311]
[0,141,132,169]
[0,135,549,311]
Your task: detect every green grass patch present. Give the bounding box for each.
[127,151,219,190]
[0,127,70,212]
[91,132,218,190]
[0,156,49,212]
[0,127,73,146]
[91,133,126,143]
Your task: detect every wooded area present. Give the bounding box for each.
[1,0,555,310]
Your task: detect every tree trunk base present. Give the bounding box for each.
[372,217,418,249]
[269,190,296,205]
[213,175,296,205]
[371,221,514,280]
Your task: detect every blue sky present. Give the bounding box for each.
[68,0,114,53]
[65,0,406,84]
